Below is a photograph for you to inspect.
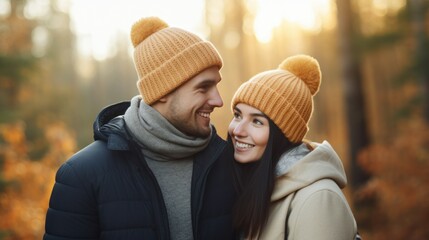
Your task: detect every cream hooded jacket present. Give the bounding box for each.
[258,141,357,240]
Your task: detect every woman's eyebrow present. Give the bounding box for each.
[250,112,267,118]
[234,106,267,118]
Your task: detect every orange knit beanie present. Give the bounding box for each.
[231,54,322,143]
[130,17,223,105]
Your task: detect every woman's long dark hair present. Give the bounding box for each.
[228,119,299,238]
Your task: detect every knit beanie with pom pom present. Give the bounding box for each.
[231,54,322,143]
[130,17,223,105]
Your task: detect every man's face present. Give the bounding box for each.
[160,66,223,138]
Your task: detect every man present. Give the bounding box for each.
[44,17,236,240]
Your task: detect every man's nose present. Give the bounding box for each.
[208,88,223,107]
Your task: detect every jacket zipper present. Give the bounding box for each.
[131,141,171,240]
[192,164,213,240]
[192,137,225,239]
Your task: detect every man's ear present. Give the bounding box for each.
[151,95,169,114]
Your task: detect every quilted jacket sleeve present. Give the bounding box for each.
[44,161,99,240]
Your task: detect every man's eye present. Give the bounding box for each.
[200,86,210,92]
[197,83,213,92]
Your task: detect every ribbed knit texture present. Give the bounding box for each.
[232,55,321,143]
[131,17,223,105]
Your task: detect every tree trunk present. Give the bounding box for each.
[410,0,429,121]
[336,0,370,189]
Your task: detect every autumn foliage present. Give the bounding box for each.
[356,118,429,240]
[0,121,76,239]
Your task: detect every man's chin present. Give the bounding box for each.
[196,128,212,138]
[190,125,212,138]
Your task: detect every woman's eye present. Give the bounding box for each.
[233,112,241,119]
[253,119,263,125]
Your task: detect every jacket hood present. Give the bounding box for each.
[271,141,347,202]
[93,101,131,150]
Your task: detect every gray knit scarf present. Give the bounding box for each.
[123,95,211,160]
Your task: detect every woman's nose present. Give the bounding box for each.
[233,122,247,137]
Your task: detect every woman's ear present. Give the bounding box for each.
[157,96,168,103]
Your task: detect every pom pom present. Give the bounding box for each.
[130,17,168,47]
[278,54,321,96]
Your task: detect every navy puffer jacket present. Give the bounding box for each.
[44,102,237,240]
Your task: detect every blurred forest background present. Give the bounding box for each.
[1,0,429,239]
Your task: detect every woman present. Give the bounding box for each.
[228,54,359,239]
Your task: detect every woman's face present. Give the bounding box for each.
[228,103,270,163]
